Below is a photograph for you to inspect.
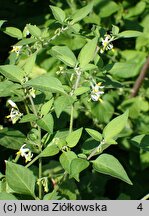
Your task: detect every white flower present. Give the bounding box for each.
[101,34,113,53]
[7,99,17,108]
[90,82,104,102]
[16,144,33,163]
[6,99,23,124]
[29,88,36,98]
[11,45,22,56]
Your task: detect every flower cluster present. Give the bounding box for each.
[6,99,23,124]
[100,34,113,53]
[90,82,104,102]
[11,45,22,56]
[16,144,33,163]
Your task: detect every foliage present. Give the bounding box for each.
[0,0,149,200]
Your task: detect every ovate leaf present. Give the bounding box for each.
[0,193,17,200]
[23,53,37,75]
[50,46,77,67]
[0,80,21,97]
[92,154,132,185]
[50,6,66,24]
[59,151,77,173]
[24,74,65,94]
[41,98,54,116]
[0,65,25,83]
[0,20,6,28]
[99,1,119,18]
[78,37,98,68]
[70,2,93,24]
[6,162,36,196]
[118,30,142,38]
[0,128,26,150]
[85,128,102,141]
[103,110,129,142]
[39,143,59,157]
[54,95,74,118]
[3,27,22,39]
[26,24,41,38]
[37,113,54,133]
[66,128,83,148]
[70,158,89,181]
[19,114,37,123]
[74,87,90,96]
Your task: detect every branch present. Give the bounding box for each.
[130,56,149,97]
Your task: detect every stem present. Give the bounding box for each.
[130,56,149,97]
[141,193,149,200]
[13,154,20,163]
[38,158,42,199]
[28,95,38,117]
[69,69,81,133]
[25,154,40,168]
[28,93,43,199]
[87,146,99,160]
[69,105,74,133]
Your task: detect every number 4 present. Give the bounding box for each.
[137,203,143,211]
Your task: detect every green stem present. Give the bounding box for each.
[28,94,43,199]
[38,158,42,199]
[69,69,81,133]
[13,154,20,163]
[87,146,99,160]
[141,193,149,200]
[69,105,74,133]
[25,154,40,168]
[28,95,38,117]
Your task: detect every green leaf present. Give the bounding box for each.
[85,128,102,141]
[43,190,61,200]
[24,74,65,94]
[112,25,119,35]
[81,138,99,155]
[0,65,25,83]
[74,87,90,96]
[70,2,93,24]
[54,95,74,118]
[6,162,36,196]
[19,114,37,123]
[0,80,21,97]
[39,143,59,157]
[91,100,114,124]
[3,27,22,39]
[0,20,6,28]
[118,30,143,38]
[108,51,146,78]
[66,128,83,148]
[125,1,146,18]
[16,38,37,46]
[0,128,26,150]
[23,53,37,75]
[70,158,89,181]
[59,151,77,173]
[108,63,137,78]
[131,134,149,151]
[50,6,66,24]
[50,46,77,67]
[103,110,129,142]
[37,113,54,133]
[41,98,54,116]
[26,24,41,38]
[99,1,119,18]
[78,37,98,68]
[0,192,17,200]
[92,154,132,185]
[59,178,78,200]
